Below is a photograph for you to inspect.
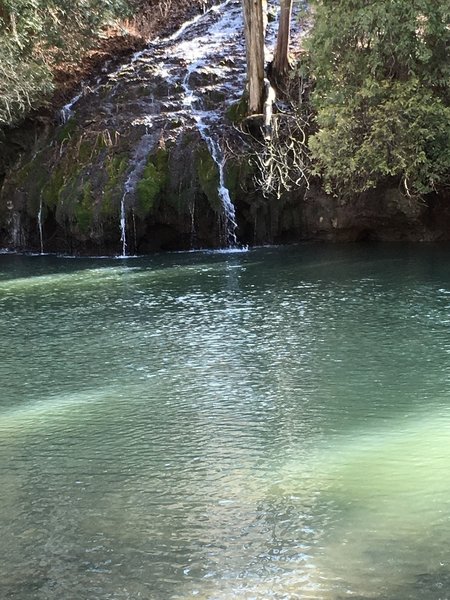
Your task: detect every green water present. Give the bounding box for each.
[1,244,450,599]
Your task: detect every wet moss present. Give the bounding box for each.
[101,155,129,218]
[224,157,253,202]
[56,119,77,142]
[11,154,48,215]
[196,145,221,211]
[226,95,249,124]
[77,140,96,163]
[42,166,65,209]
[42,150,89,226]
[74,181,94,233]
[136,148,169,218]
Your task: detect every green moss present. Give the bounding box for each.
[56,119,77,142]
[196,146,221,211]
[135,148,169,218]
[42,166,65,208]
[74,180,94,233]
[224,158,253,202]
[226,95,249,124]
[101,154,128,218]
[77,140,94,163]
[11,154,48,214]
[42,153,87,225]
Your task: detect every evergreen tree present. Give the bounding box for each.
[306,0,450,196]
[0,0,129,128]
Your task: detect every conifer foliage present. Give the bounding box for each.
[0,0,129,127]
[306,0,450,197]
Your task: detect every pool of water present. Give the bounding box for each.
[1,244,450,599]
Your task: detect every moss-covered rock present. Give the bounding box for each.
[56,119,78,143]
[74,181,94,234]
[101,155,129,219]
[136,147,169,218]
[224,156,254,202]
[225,95,249,124]
[196,144,221,211]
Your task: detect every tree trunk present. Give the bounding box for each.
[241,0,265,114]
[272,0,293,78]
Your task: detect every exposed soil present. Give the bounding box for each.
[51,0,212,114]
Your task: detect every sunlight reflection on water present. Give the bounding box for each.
[1,244,450,599]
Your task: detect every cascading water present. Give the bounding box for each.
[194,118,238,246]
[45,0,303,254]
[119,190,128,257]
[60,93,82,124]
[109,0,299,248]
[37,198,44,254]
[108,0,248,252]
[118,133,157,257]
[177,1,243,246]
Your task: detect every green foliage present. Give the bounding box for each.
[0,0,130,127]
[306,0,450,196]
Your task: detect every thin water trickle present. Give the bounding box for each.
[118,133,157,257]
[37,198,44,254]
[199,125,238,247]
[119,189,128,257]
[60,92,82,124]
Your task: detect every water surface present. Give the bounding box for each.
[1,244,450,599]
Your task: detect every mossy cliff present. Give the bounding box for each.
[0,1,315,254]
[0,114,247,254]
[2,105,450,255]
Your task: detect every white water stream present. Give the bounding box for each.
[60,93,82,124]
[37,197,44,254]
[110,0,248,254]
[56,0,303,255]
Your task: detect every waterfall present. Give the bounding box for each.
[60,93,82,124]
[118,133,156,257]
[49,0,301,253]
[194,117,238,246]
[181,62,238,246]
[119,189,128,257]
[175,0,244,247]
[37,198,44,254]
[109,0,246,252]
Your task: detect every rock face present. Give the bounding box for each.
[298,185,450,243]
[0,0,449,255]
[0,0,250,255]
